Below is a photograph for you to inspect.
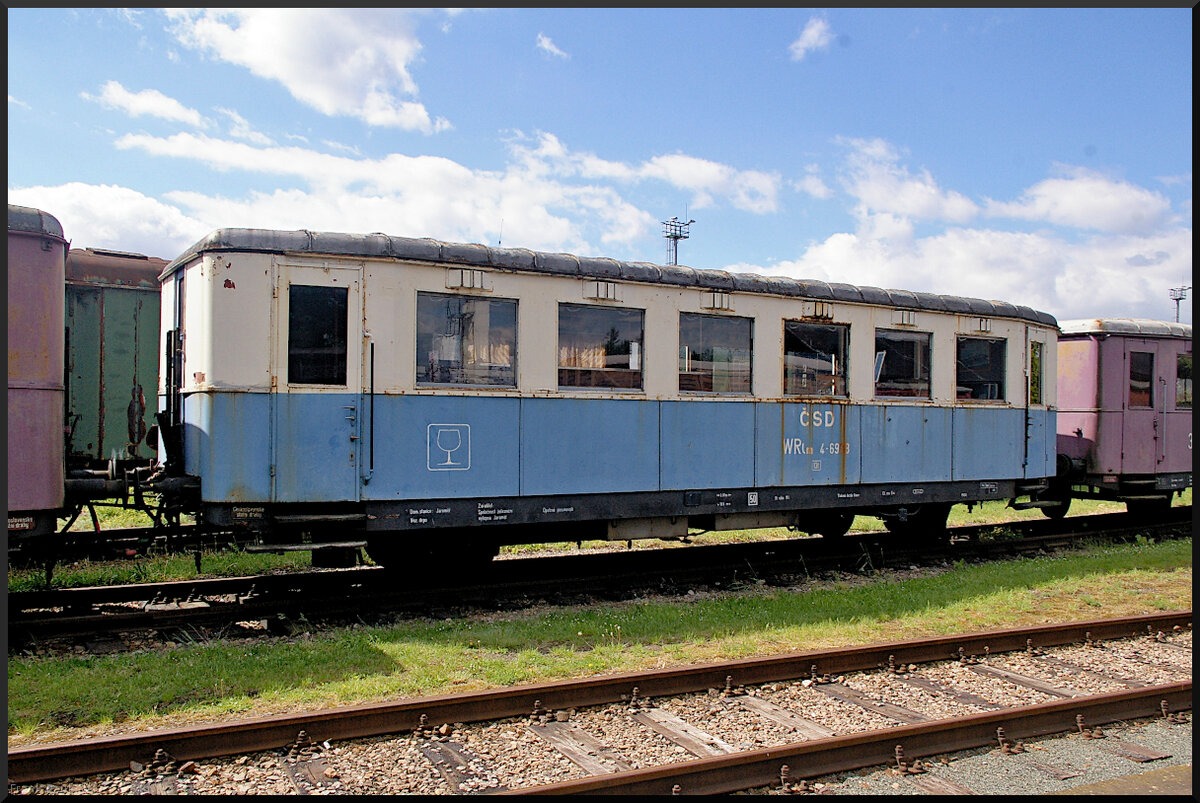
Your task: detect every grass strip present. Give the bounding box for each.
[8,536,1190,744]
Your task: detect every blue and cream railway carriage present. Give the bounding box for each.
[156,228,1059,565]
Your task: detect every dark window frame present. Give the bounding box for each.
[1177,352,1193,409]
[783,320,849,398]
[287,284,348,386]
[1028,340,1045,406]
[557,303,645,391]
[874,329,932,399]
[678,312,753,394]
[415,291,518,388]
[1129,350,1155,408]
[955,336,1007,402]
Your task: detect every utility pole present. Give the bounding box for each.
[662,216,694,266]
[1169,285,1191,323]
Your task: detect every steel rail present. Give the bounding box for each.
[511,682,1193,795]
[7,611,1190,784]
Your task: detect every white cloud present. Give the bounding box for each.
[985,165,1173,234]
[536,33,569,59]
[789,17,833,61]
[794,167,833,200]
[838,137,979,225]
[215,108,274,146]
[17,102,1189,325]
[733,221,1191,324]
[9,94,31,110]
[81,80,209,128]
[719,137,1190,323]
[507,132,781,214]
[1156,172,1191,188]
[102,130,658,255]
[7,183,207,258]
[164,9,450,133]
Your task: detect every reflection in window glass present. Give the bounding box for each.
[678,313,752,393]
[288,284,348,385]
[1129,351,1154,408]
[1029,341,1044,405]
[956,337,1007,400]
[784,321,848,397]
[558,304,644,389]
[1177,353,1192,409]
[416,293,517,386]
[874,329,931,398]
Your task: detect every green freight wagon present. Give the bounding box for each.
[65,247,166,470]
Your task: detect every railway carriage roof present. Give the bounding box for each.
[68,248,168,289]
[1058,318,1192,339]
[7,204,64,239]
[164,227,1058,327]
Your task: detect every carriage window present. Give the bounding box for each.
[679,313,752,393]
[956,337,1006,401]
[558,303,644,390]
[1029,341,1044,405]
[288,284,347,385]
[874,329,931,398]
[1129,351,1154,408]
[416,292,517,387]
[784,321,848,397]
[1177,353,1192,409]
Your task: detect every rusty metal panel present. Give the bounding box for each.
[65,286,102,460]
[758,402,861,487]
[66,247,166,289]
[65,270,161,464]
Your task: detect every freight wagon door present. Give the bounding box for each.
[271,262,363,502]
[1121,339,1161,476]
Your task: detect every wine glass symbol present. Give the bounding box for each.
[436,427,462,466]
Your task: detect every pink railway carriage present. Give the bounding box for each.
[1050,318,1192,516]
[7,204,70,539]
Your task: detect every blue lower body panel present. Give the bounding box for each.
[181,391,1053,504]
[365,395,521,499]
[859,405,952,484]
[182,392,272,502]
[660,401,756,489]
[951,407,1024,481]
[757,402,860,486]
[518,397,660,495]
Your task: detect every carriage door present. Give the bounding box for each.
[1121,339,1160,476]
[272,261,363,502]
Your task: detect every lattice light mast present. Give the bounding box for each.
[1169,285,1191,323]
[662,216,695,266]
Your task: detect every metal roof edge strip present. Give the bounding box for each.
[160,227,1059,325]
[1059,318,1192,338]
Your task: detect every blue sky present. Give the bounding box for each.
[8,8,1192,323]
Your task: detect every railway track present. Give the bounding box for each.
[9,612,1191,794]
[10,508,1191,645]
[11,507,1191,646]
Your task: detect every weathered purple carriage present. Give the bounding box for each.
[7,204,70,538]
[1050,318,1192,516]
